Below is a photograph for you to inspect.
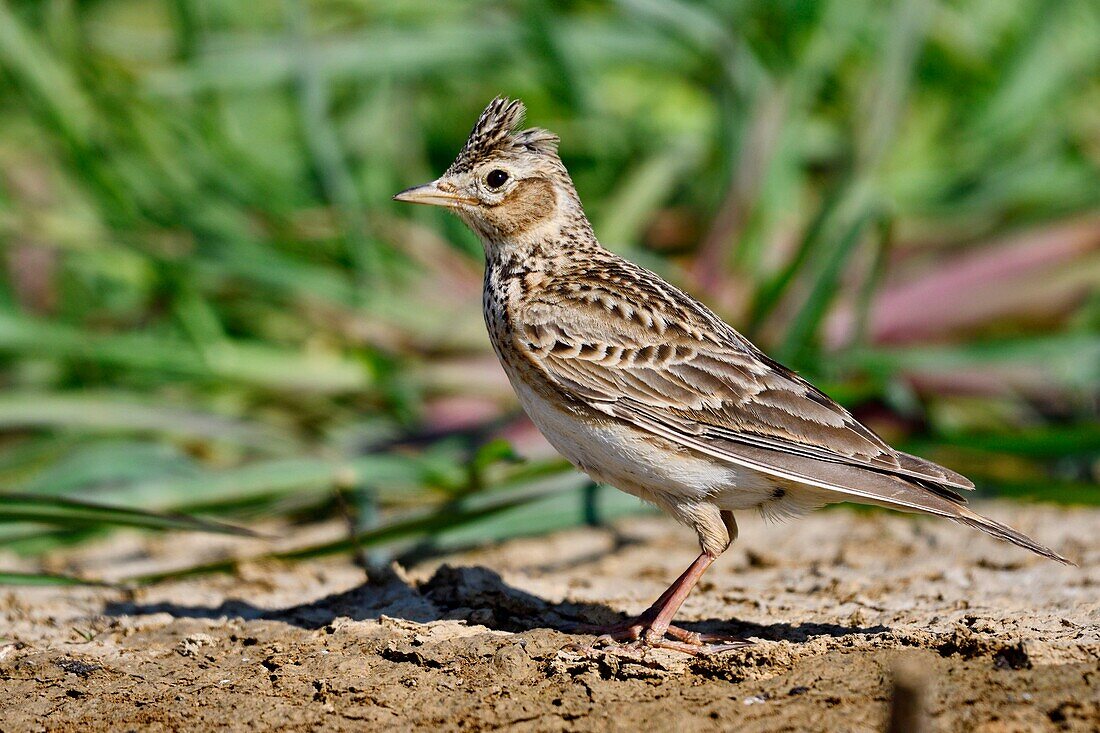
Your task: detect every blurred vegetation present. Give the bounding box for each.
[0,0,1096,585]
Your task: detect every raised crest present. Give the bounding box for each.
[447,96,559,173]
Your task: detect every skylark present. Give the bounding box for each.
[394,97,1069,654]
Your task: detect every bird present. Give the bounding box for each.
[394,97,1070,654]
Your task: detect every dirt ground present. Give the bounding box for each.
[1,503,1098,732]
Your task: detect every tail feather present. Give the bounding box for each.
[760,450,1074,565]
[895,449,975,490]
[953,506,1072,565]
[621,407,1072,564]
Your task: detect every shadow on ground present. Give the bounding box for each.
[104,564,889,645]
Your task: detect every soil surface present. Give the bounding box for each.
[2,503,1098,732]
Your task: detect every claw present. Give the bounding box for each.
[570,618,751,657]
[565,552,752,657]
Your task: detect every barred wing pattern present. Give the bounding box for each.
[511,268,1070,562]
[516,265,972,494]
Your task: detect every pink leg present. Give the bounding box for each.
[641,552,714,639]
[575,552,750,655]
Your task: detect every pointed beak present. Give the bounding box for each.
[392,180,475,208]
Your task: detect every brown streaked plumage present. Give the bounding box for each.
[394,97,1070,654]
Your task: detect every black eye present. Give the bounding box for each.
[486,169,509,189]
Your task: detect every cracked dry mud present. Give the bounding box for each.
[1,503,1098,732]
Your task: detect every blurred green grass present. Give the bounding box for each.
[0,0,1096,585]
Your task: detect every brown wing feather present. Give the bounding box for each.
[511,260,1070,563]
[518,264,973,491]
[613,400,1068,563]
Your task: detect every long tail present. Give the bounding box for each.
[635,421,1074,564]
[951,505,1071,564]
[771,455,1074,564]
[743,445,1073,564]
[622,407,1073,564]
[747,449,1075,565]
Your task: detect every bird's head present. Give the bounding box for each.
[394,97,588,253]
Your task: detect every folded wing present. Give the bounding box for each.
[517,269,1068,563]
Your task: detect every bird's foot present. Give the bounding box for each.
[569,618,750,657]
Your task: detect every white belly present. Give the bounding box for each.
[508,376,780,511]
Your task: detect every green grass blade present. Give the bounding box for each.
[745,181,848,336]
[0,493,260,536]
[776,207,877,365]
[0,0,96,142]
[904,424,1100,460]
[124,479,573,584]
[842,332,1100,390]
[0,392,296,452]
[595,141,703,250]
[0,570,111,587]
[85,450,464,511]
[0,311,366,393]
